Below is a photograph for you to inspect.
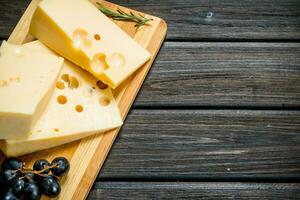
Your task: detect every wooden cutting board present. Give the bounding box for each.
[0,0,167,199]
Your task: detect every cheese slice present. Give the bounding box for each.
[0,41,123,156]
[0,41,63,140]
[29,0,151,89]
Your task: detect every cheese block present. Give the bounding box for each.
[0,41,63,140]
[0,41,123,156]
[29,0,151,89]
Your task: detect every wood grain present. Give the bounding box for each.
[1,0,300,199]
[2,0,167,199]
[88,182,300,200]
[102,0,300,41]
[0,0,31,39]
[99,109,300,180]
[0,40,298,108]
[134,42,300,108]
[1,0,300,40]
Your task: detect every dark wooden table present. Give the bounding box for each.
[1,0,300,199]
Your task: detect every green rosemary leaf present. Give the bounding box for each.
[96,2,153,29]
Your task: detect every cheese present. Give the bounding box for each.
[29,0,151,89]
[0,41,63,140]
[0,41,123,156]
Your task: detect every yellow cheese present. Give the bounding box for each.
[0,41,63,140]
[0,41,123,156]
[29,0,151,89]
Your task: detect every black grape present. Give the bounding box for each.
[1,158,23,170]
[2,191,18,200]
[33,159,50,174]
[2,170,17,185]
[0,173,7,192]
[23,182,41,200]
[40,175,61,197]
[50,157,70,177]
[12,178,25,197]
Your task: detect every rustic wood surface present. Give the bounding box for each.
[110,0,300,41]
[1,0,300,199]
[0,0,167,199]
[1,0,300,40]
[99,110,300,180]
[135,42,300,108]
[88,182,300,200]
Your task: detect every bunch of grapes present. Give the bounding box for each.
[0,157,70,200]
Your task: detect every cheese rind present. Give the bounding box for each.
[0,41,123,156]
[0,129,103,157]
[0,41,63,139]
[30,0,151,89]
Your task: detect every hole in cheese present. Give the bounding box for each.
[72,29,92,48]
[91,53,109,74]
[57,95,67,104]
[106,53,125,68]
[75,105,84,112]
[69,76,80,89]
[9,76,21,82]
[99,96,110,106]
[94,34,101,40]
[0,80,8,87]
[96,80,108,90]
[56,81,65,89]
[61,74,70,83]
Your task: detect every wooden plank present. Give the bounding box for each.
[99,110,300,179]
[1,0,300,40]
[106,0,300,40]
[2,0,167,199]
[0,40,298,109]
[134,42,300,108]
[0,41,298,108]
[88,182,300,200]
[0,0,31,39]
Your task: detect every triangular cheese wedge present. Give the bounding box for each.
[0,41,63,139]
[0,41,123,156]
[29,0,151,89]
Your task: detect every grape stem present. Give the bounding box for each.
[35,164,58,175]
[11,163,59,180]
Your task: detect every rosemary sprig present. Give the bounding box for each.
[96,2,153,29]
